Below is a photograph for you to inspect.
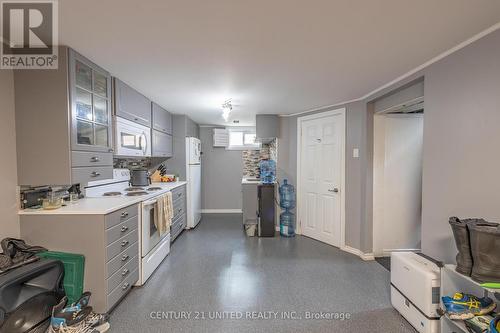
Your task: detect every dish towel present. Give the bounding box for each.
[155,192,173,236]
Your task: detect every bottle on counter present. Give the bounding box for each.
[259,158,276,184]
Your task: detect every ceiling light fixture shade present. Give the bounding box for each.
[221,99,233,121]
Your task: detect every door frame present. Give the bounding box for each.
[296,108,346,249]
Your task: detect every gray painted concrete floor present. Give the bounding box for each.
[109,214,415,332]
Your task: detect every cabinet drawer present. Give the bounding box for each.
[107,255,139,293]
[172,213,185,230]
[107,242,139,278]
[171,185,186,202]
[106,216,138,245]
[105,204,139,229]
[71,151,113,167]
[173,202,184,220]
[107,268,138,310]
[71,166,112,185]
[171,219,184,242]
[106,229,138,262]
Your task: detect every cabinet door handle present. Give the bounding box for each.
[90,156,100,162]
[122,282,130,290]
[121,254,129,261]
[122,268,130,276]
[121,240,129,247]
[90,171,101,177]
[121,226,129,232]
[177,192,182,197]
[121,212,129,218]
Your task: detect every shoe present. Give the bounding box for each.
[442,293,496,320]
[47,297,97,333]
[449,217,497,276]
[66,292,109,333]
[468,222,500,283]
[490,315,500,333]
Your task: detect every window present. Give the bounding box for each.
[227,127,260,150]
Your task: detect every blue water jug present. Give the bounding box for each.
[280,211,295,237]
[279,179,295,209]
[259,159,276,184]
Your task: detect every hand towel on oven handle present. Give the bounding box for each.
[155,192,173,236]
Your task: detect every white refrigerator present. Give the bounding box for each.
[185,137,202,228]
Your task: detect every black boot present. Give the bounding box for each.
[449,217,482,275]
[468,222,500,283]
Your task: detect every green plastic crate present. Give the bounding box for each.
[36,251,85,304]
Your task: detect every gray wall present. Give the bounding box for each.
[167,114,200,180]
[278,29,500,260]
[0,70,20,239]
[420,30,500,263]
[199,127,244,210]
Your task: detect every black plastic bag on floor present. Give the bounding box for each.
[0,238,47,274]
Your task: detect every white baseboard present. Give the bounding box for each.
[201,209,242,214]
[373,248,421,257]
[342,246,375,261]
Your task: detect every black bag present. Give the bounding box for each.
[0,238,47,274]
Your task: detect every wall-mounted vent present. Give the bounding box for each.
[213,128,229,147]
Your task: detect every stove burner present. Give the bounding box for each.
[125,187,144,192]
[103,192,122,197]
[125,191,148,196]
[147,187,162,191]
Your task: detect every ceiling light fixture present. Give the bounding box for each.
[221,99,232,121]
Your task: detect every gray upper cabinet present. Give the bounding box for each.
[69,51,113,153]
[14,46,113,186]
[256,114,279,140]
[152,102,172,135]
[152,130,173,157]
[114,78,151,127]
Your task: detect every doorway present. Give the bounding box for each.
[372,111,424,257]
[297,108,346,248]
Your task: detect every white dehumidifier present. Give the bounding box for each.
[390,252,442,333]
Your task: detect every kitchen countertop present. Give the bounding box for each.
[19,181,187,215]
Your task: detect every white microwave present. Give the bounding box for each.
[114,117,151,157]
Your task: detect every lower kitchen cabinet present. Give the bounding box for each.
[242,183,258,225]
[171,184,186,242]
[19,204,140,313]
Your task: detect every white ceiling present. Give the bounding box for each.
[59,0,500,126]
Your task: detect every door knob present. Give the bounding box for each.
[328,188,339,193]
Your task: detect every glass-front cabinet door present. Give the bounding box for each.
[69,49,113,152]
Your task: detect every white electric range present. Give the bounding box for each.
[86,169,171,285]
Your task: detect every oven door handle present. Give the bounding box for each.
[142,199,158,206]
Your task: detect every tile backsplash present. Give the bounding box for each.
[242,139,277,178]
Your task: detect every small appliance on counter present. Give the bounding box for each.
[129,168,151,187]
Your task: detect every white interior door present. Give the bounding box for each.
[373,114,423,256]
[299,111,344,247]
